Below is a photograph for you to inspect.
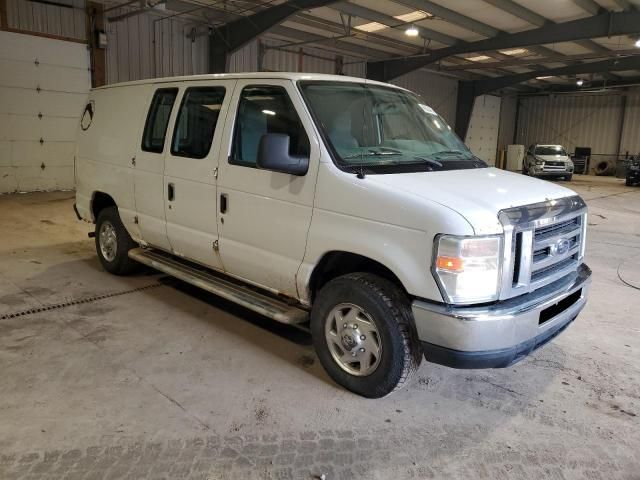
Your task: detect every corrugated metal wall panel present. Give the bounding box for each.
[515,93,624,154]
[391,70,458,126]
[620,88,640,156]
[229,37,366,79]
[342,60,366,78]
[228,40,259,73]
[105,10,207,84]
[6,0,87,40]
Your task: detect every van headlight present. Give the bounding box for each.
[432,235,503,304]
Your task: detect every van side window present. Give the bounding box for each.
[141,88,178,153]
[171,87,226,159]
[231,85,310,167]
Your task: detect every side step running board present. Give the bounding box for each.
[128,248,309,325]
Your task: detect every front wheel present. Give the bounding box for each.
[95,206,140,275]
[311,273,422,398]
[565,174,573,181]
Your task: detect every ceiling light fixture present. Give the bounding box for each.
[467,55,491,62]
[395,10,432,22]
[576,78,584,86]
[499,48,528,56]
[536,76,553,80]
[405,25,419,37]
[354,21,387,33]
[635,38,640,48]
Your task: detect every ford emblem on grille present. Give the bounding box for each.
[550,238,571,256]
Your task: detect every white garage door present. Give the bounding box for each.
[465,94,502,166]
[0,31,90,193]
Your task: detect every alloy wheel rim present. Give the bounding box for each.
[325,303,382,377]
[99,221,117,262]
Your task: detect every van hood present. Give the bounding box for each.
[366,167,577,234]
[536,154,571,162]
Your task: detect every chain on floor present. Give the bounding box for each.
[0,281,167,320]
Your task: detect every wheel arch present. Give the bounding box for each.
[91,191,117,223]
[308,250,408,302]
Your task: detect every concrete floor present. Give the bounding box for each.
[0,175,639,480]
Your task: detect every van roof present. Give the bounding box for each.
[94,72,408,91]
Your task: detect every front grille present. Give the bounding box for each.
[535,217,579,239]
[545,161,565,167]
[529,215,582,288]
[499,196,587,300]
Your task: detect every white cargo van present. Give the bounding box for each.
[74,73,591,398]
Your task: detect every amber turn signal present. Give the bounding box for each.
[436,256,464,272]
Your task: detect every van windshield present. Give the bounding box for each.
[298,81,486,174]
[535,146,567,156]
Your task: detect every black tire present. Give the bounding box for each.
[565,174,573,181]
[95,206,139,275]
[626,178,633,186]
[311,273,422,398]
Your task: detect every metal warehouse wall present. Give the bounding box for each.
[391,70,458,126]
[229,38,366,78]
[515,93,626,155]
[105,9,208,84]
[4,0,86,41]
[620,88,640,156]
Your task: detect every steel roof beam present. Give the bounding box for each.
[454,54,640,138]
[482,0,616,60]
[366,10,640,81]
[209,0,338,72]
[332,2,459,46]
[471,55,640,95]
[571,0,604,15]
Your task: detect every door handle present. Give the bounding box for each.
[168,183,175,201]
[220,193,228,213]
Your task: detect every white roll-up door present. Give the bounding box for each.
[465,94,502,166]
[0,31,90,193]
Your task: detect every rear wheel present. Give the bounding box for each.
[311,273,422,398]
[95,206,139,275]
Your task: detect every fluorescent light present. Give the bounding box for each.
[355,21,387,32]
[262,109,276,116]
[405,25,419,37]
[395,10,431,22]
[536,76,553,80]
[499,48,528,56]
[635,38,640,48]
[467,55,491,62]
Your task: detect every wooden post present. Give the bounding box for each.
[87,2,106,87]
[0,0,9,30]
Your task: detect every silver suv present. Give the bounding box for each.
[524,144,574,181]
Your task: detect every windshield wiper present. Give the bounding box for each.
[412,156,443,168]
[342,149,403,159]
[429,149,467,158]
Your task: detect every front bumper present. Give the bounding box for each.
[532,169,572,177]
[412,263,591,369]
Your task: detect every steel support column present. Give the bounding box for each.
[455,82,477,140]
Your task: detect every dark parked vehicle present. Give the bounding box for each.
[626,155,640,186]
